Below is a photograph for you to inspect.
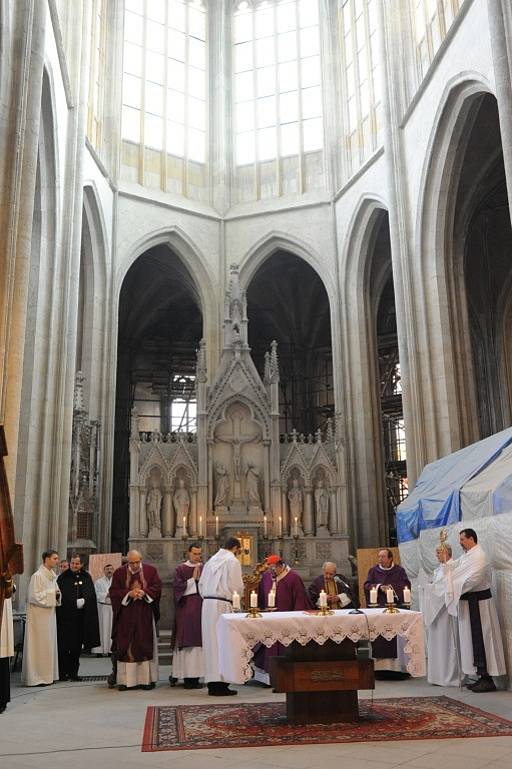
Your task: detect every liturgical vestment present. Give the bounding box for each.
[364,563,411,671]
[22,565,60,686]
[172,561,204,680]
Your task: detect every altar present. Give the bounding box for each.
[217,609,426,724]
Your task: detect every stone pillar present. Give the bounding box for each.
[139,488,147,537]
[329,489,338,536]
[281,488,289,535]
[191,489,198,537]
[263,440,270,512]
[162,484,173,537]
[303,486,314,536]
[129,484,139,537]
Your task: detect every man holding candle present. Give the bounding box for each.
[171,543,205,689]
[253,555,312,684]
[198,537,244,696]
[364,548,411,678]
[308,562,354,609]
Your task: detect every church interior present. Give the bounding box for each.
[1,0,512,766]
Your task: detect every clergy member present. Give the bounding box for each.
[92,564,115,656]
[364,548,411,677]
[171,543,204,689]
[0,588,14,713]
[109,550,162,691]
[198,537,243,696]
[308,561,354,609]
[57,554,100,681]
[22,550,61,686]
[440,528,506,693]
[253,555,312,684]
[423,544,459,687]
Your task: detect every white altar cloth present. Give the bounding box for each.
[217,608,426,684]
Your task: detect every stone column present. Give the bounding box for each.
[191,489,198,537]
[162,484,173,537]
[303,486,314,536]
[263,440,270,512]
[139,488,147,537]
[329,489,338,536]
[281,487,289,535]
[129,484,139,538]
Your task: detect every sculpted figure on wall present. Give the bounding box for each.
[214,462,230,509]
[245,462,262,510]
[314,477,330,530]
[287,477,303,526]
[173,477,190,526]
[146,469,163,534]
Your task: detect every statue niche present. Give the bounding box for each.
[314,473,330,535]
[146,467,163,539]
[287,475,304,535]
[173,476,190,536]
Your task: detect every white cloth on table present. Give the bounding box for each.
[0,598,14,658]
[22,566,60,686]
[217,608,426,684]
[442,544,506,677]
[92,576,112,654]
[198,549,244,683]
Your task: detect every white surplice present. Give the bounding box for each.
[422,561,460,686]
[442,544,506,677]
[22,566,60,686]
[198,549,244,683]
[0,598,14,659]
[92,576,113,654]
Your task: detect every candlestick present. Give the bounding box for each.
[250,590,258,608]
[263,514,267,537]
[319,589,327,608]
[403,586,411,604]
[215,515,219,537]
[232,591,241,611]
[386,587,394,603]
[369,587,378,605]
[267,589,275,609]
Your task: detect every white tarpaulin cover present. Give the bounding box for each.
[460,443,512,520]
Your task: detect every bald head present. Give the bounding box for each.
[322,561,337,579]
[127,550,142,573]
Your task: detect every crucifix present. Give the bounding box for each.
[215,410,260,500]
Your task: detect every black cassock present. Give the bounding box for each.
[57,569,100,679]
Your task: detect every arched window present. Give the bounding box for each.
[121,0,207,194]
[233,0,324,190]
[87,0,107,150]
[339,0,382,178]
[412,0,462,82]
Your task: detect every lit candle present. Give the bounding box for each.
[263,514,267,537]
[319,589,327,608]
[403,586,411,604]
[267,589,275,609]
[386,587,394,604]
[294,516,298,536]
[369,587,378,605]
[232,591,241,611]
[250,590,258,608]
[182,515,186,532]
[278,515,282,537]
[199,515,203,536]
[215,515,219,537]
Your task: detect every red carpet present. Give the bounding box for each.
[141,696,512,751]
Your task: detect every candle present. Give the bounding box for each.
[182,515,186,532]
[250,590,258,608]
[199,515,203,536]
[278,515,282,537]
[267,589,275,609]
[294,516,298,536]
[386,587,394,603]
[263,514,267,537]
[369,587,378,605]
[319,589,327,608]
[215,515,219,537]
[403,586,411,604]
[232,591,241,611]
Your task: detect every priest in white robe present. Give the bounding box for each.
[423,544,459,687]
[198,537,244,696]
[92,564,114,655]
[441,528,506,693]
[22,550,61,686]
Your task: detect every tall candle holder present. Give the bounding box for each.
[292,534,300,565]
[181,532,188,559]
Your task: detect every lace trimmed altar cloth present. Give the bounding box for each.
[217,608,426,684]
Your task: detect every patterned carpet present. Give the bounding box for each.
[141,696,512,751]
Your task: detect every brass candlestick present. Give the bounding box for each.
[382,603,400,614]
[317,606,334,616]
[246,606,262,618]
[292,534,300,565]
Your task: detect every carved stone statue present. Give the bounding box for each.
[173,478,190,531]
[245,462,262,510]
[214,462,230,509]
[287,477,303,524]
[146,471,162,536]
[314,478,330,530]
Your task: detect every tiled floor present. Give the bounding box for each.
[1,658,511,769]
